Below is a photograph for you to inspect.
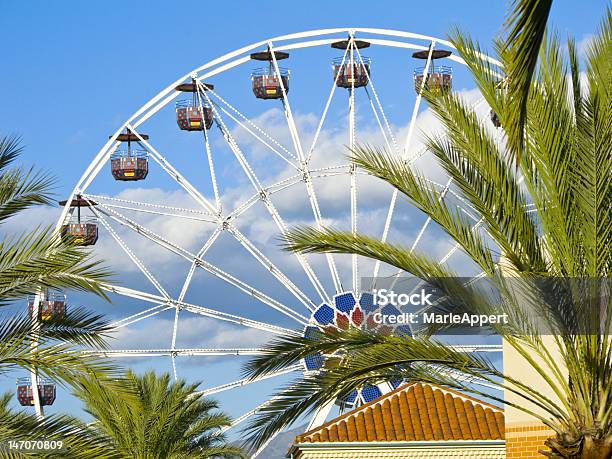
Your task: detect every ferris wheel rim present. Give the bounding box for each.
[55,24,505,362]
[56,26,503,229]
[51,27,506,440]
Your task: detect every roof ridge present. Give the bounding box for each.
[295,382,504,444]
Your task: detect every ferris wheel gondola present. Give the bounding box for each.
[412,48,453,94]
[28,290,66,321]
[175,81,214,130]
[16,377,56,407]
[250,50,290,100]
[59,196,98,246]
[110,129,150,181]
[332,39,371,88]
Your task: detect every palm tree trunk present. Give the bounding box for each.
[580,436,612,459]
[544,435,612,458]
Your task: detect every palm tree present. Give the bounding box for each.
[242,4,611,459]
[0,135,117,377]
[75,371,246,458]
[0,136,111,302]
[0,391,115,458]
[0,135,123,454]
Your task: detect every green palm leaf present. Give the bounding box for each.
[75,371,247,459]
[502,0,553,162]
[243,5,612,457]
[0,227,111,305]
[0,392,116,458]
[0,135,120,449]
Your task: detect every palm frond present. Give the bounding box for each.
[0,312,124,398]
[39,307,114,349]
[242,328,568,450]
[447,29,503,117]
[0,391,117,458]
[0,308,112,350]
[283,225,461,277]
[0,136,23,172]
[421,89,544,272]
[75,371,245,458]
[0,226,111,305]
[0,166,55,223]
[319,147,499,275]
[572,8,612,276]
[502,0,553,162]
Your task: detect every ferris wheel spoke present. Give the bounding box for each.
[193,364,302,398]
[126,125,218,215]
[363,87,395,154]
[305,46,348,164]
[94,203,309,325]
[348,37,360,294]
[84,194,218,218]
[193,90,222,212]
[404,41,436,158]
[350,165,359,294]
[204,87,298,165]
[212,102,298,168]
[87,348,267,358]
[111,304,174,329]
[269,40,344,295]
[386,215,486,293]
[199,83,331,305]
[226,225,316,311]
[371,42,437,284]
[439,212,487,267]
[92,203,217,223]
[355,47,399,155]
[409,178,453,252]
[85,198,172,300]
[182,303,296,335]
[171,226,224,379]
[269,40,305,161]
[105,283,295,335]
[221,398,273,433]
[226,167,346,222]
[306,398,336,430]
[226,172,303,222]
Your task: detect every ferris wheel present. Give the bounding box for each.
[37,27,506,453]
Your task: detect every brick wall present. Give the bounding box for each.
[505,423,555,458]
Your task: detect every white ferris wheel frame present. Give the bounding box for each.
[39,28,506,448]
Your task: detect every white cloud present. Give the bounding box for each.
[6,87,492,286]
[108,315,271,357]
[2,86,496,356]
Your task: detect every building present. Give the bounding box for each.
[287,382,506,458]
[503,337,559,458]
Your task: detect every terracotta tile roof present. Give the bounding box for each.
[295,382,505,444]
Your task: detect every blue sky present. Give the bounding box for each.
[1,0,608,440]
